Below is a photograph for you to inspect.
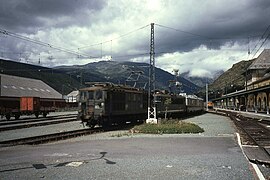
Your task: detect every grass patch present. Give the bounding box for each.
[132,120,204,134]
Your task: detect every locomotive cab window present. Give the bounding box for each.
[172,98,184,104]
[88,91,94,99]
[154,96,162,103]
[80,91,87,101]
[95,90,103,100]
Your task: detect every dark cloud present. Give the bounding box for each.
[1,0,270,77]
[0,0,107,33]
[153,0,270,55]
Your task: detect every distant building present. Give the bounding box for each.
[247,68,270,90]
[246,49,270,88]
[213,49,270,113]
[66,90,79,102]
[0,73,62,99]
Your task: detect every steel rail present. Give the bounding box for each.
[0,128,103,146]
[221,111,270,165]
[0,117,78,132]
[0,114,77,126]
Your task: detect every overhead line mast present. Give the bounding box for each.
[146,23,157,124]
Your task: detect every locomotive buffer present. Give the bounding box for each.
[146,23,157,124]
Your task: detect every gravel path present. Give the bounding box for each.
[183,113,235,137]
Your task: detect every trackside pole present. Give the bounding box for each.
[146,23,157,124]
[146,107,157,124]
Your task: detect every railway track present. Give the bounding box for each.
[0,113,77,125]
[0,128,103,146]
[0,117,78,131]
[230,114,270,146]
[0,115,79,131]
[215,110,270,165]
[0,124,136,147]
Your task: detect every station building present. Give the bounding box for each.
[0,73,62,98]
[212,49,270,114]
[66,90,79,103]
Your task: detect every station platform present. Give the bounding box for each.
[211,108,270,120]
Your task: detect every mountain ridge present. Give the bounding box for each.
[0,59,200,95]
[55,60,201,94]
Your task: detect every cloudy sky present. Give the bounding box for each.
[0,0,270,78]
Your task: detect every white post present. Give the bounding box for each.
[146,107,157,124]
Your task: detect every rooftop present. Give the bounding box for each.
[248,49,270,70]
[67,90,79,97]
[0,73,62,99]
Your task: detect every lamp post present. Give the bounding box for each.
[61,84,65,99]
[62,84,72,100]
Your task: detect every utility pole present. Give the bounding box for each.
[80,71,83,88]
[206,83,209,111]
[146,23,157,124]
